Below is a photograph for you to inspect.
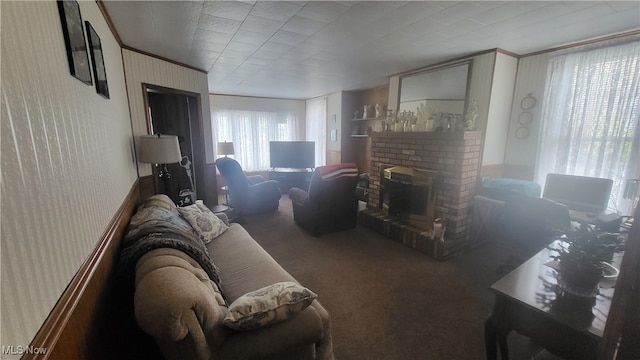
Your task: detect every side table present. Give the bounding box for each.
[485,240,622,360]
[210,204,229,213]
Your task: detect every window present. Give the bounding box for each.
[536,37,640,214]
[212,109,299,171]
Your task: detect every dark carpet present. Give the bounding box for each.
[239,197,538,360]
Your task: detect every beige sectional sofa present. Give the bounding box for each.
[120,195,334,360]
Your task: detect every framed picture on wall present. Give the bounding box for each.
[57,0,92,85]
[85,21,110,98]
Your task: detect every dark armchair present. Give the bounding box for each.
[289,163,359,236]
[215,157,281,218]
[497,195,571,273]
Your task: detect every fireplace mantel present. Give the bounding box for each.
[370,130,481,140]
[361,130,482,259]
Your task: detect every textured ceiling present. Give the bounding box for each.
[102,1,640,99]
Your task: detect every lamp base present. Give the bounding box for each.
[157,164,172,180]
[178,189,195,207]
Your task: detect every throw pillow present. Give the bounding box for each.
[223,282,317,331]
[178,203,229,244]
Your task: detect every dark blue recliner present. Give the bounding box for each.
[215,157,281,219]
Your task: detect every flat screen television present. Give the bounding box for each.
[269,141,315,169]
[542,173,613,214]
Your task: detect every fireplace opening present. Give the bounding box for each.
[380,166,438,230]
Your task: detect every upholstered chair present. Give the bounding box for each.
[497,196,571,273]
[289,163,359,236]
[215,157,281,219]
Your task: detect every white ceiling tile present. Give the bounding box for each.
[239,15,285,34]
[192,40,227,53]
[439,18,486,37]
[252,48,285,60]
[259,40,293,54]
[381,2,446,26]
[251,1,306,22]
[606,1,640,12]
[220,49,253,61]
[341,1,407,24]
[282,15,327,36]
[296,1,352,23]
[198,14,243,34]
[243,57,273,66]
[469,2,550,26]
[194,29,234,45]
[428,2,488,26]
[233,62,264,76]
[202,1,253,21]
[191,49,223,60]
[232,29,273,45]
[271,30,309,46]
[225,40,260,52]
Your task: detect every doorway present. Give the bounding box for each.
[144,85,200,204]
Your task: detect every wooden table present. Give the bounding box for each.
[484,241,621,359]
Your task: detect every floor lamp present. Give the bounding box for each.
[138,133,182,195]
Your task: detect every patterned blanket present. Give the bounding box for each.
[118,205,221,288]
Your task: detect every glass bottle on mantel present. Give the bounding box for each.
[384,109,395,131]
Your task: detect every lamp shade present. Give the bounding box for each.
[138,134,182,164]
[217,141,235,156]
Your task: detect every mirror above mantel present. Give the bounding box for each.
[396,60,473,132]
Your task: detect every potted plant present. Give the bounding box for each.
[551,222,622,295]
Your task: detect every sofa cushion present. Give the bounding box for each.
[178,204,229,244]
[223,282,317,331]
[206,224,297,302]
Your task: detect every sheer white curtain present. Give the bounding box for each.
[536,37,640,214]
[212,109,299,171]
[305,97,327,167]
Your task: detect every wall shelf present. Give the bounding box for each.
[352,117,385,122]
[351,134,370,138]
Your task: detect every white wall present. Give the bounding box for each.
[1,1,137,348]
[123,49,213,175]
[483,52,518,165]
[326,92,342,153]
[504,53,552,168]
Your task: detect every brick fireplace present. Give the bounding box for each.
[359,131,482,259]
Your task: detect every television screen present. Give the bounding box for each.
[542,173,613,214]
[269,141,315,169]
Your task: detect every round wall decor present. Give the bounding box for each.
[520,93,537,110]
[517,111,533,125]
[515,126,530,139]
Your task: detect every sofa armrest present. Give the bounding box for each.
[216,303,328,359]
[247,174,266,185]
[214,212,230,226]
[289,187,309,206]
[134,249,230,360]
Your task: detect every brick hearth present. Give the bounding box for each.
[360,131,482,259]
